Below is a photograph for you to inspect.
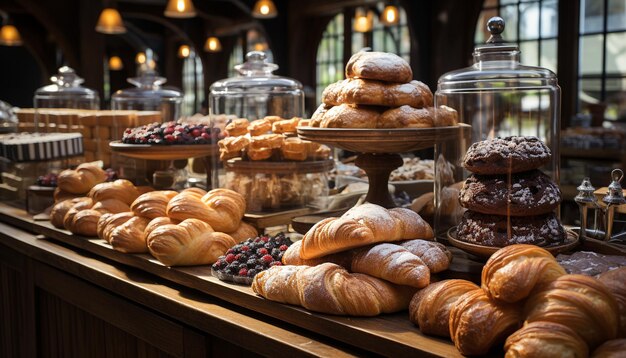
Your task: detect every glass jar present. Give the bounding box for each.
[433,17,561,235]
[209,51,304,121]
[0,100,17,133]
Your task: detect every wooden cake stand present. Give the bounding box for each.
[109,141,219,188]
[298,124,469,208]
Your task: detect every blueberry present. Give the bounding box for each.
[247,269,258,278]
[271,248,280,257]
[238,263,247,270]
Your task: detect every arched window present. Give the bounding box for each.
[578,0,626,120]
[182,51,204,115]
[475,0,558,73]
[352,3,410,62]
[316,13,344,102]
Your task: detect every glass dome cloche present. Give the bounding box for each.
[209,51,304,121]
[432,16,561,235]
[0,100,17,133]
[34,66,100,110]
[111,51,183,122]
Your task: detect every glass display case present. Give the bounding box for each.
[433,17,561,235]
[0,100,17,133]
[209,51,304,121]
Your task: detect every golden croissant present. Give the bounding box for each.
[108,216,151,253]
[146,218,236,266]
[57,163,107,194]
[400,239,452,273]
[252,262,416,316]
[482,244,565,303]
[166,188,246,233]
[50,197,91,229]
[89,179,141,206]
[597,267,626,338]
[504,321,588,358]
[299,203,433,259]
[226,221,258,243]
[97,212,135,243]
[131,190,178,219]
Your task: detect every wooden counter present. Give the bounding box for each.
[0,203,462,357]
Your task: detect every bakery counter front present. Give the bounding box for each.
[0,203,462,358]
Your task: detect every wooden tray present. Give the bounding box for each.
[297,124,470,153]
[109,141,218,160]
[0,204,461,358]
[447,226,581,259]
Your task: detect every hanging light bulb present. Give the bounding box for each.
[135,52,146,64]
[109,56,124,70]
[95,8,126,34]
[353,8,374,33]
[177,44,191,58]
[0,24,22,46]
[204,36,222,52]
[164,0,197,18]
[381,5,399,26]
[252,0,278,19]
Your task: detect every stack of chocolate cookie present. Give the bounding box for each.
[456,136,566,247]
[310,51,458,129]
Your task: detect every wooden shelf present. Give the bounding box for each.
[561,147,624,161]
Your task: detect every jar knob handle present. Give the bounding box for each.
[486,16,505,44]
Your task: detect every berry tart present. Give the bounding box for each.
[212,233,293,285]
[122,121,225,145]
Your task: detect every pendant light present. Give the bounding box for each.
[135,52,146,64]
[177,44,191,58]
[381,5,400,26]
[109,56,124,70]
[353,8,373,33]
[204,36,222,52]
[164,0,197,18]
[252,0,277,19]
[0,24,22,46]
[95,8,126,34]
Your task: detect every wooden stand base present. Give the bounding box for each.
[355,153,403,208]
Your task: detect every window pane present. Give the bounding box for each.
[579,34,604,75]
[578,78,603,110]
[500,5,519,41]
[501,0,518,5]
[580,0,604,33]
[606,32,626,75]
[520,2,540,40]
[475,8,498,43]
[520,40,539,67]
[541,1,558,37]
[540,39,558,73]
[604,77,626,120]
[608,0,626,31]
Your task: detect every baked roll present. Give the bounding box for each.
[249,134,284,150]
[319,104,380,128]
[218,136,250,161]
[310,104,331,127]
[281,137,308,161]
[408,279,479,337]
[226,221,258,243]
[596,267,626,338]
[482,244,566,303]
[591,339,626,358]
[108,216,151,253]
[272,117,300,134]
[345,51,412,83]
[449,289,522,356]
[88,179,141,206]
[252,262,416,316]
[91,198,131,214]
[429,105,459,127]
[377,106,433,128]
[525,274,619,348]
[306,142,331,160]
[322,79,432,108]
[53,187,81,203]
[225,118,249,136]
[97,212,135,242]
[57,163,107,194]
[504,322,588,358]
[247,118,272,136]
[67,209,102,237]
[399,239,452,273]
[166,188,246,233]
[247,147,273,161]
[50,197,91,229]
[146,218,236,266]
[131,190,178,219]
[63,198,94,231]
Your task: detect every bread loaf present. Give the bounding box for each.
[88,179,141,205]
[57,163,107,194]
[345,51,412,83]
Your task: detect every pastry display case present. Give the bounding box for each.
[0,100,17,134]
[433,17,561,235]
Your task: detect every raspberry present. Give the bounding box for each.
[165,134,175,142]
[279,245,289,251]
[247,269,258,277]
[238,268,248,276]
[261,236,269,243]
[270,261,282,267]
[225,253,236,263]
[191,129,202,137]
[201,132,210,140]
[235,253,243,261]
[241,246,250,252]
[261,254,273,264]
[164,127,175,135]
[257,248,268,256]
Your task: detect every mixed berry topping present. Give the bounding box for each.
[36,173,57,187]
[212,233,292,283]
[121,121,225,145]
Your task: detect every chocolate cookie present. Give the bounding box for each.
[462,136,551,174]
[456,211,566,248]
[459,170,561,216]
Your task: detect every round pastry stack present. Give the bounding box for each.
[310,51,458,128]
[457,136,566,248]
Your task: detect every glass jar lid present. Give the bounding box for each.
[210,51,303,94]
[437,17,557,91]
[35,66,99,99]
[112,63,183,102]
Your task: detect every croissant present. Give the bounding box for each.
[525,274,619,348]
[91,198,131,214]
[146,218,236,266]
[68,209,102,236]
[88,179,141,205]
[63,198,94,231]
[97,212,134,243]
[252,262,416,316]
[53,187,81,203]
[408,279,479,337]
[226,221,258,243]
[504,322,589,358]
[108,216,151,253]
[482,244,565,303]
[131,190,178,219]
[166,188,245,233]
[399,239,452,273]
[350,243,430,288]
[57,163,107,194]
[449,289,522,356]
[300,203,433,259]
[143,216,177,239]
[282,240,354,267]
[50,197,90,229]
[591,339,626,358]
[597,267,626,337]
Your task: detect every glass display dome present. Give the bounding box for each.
[433,16,561,235]
[0,100,17,133]
[111,61,183,122]
[34,66,100,110]
[210,51,304,121]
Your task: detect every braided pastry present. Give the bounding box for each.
[131,190,178,219]
[88,179,141,205]
[57,163,107,194]
[50,197,91,229]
